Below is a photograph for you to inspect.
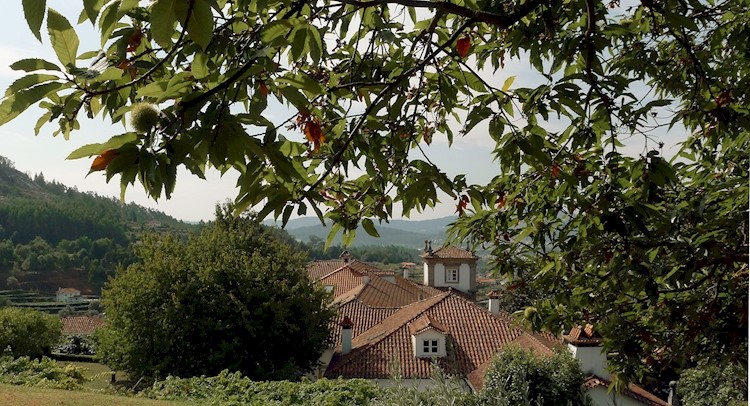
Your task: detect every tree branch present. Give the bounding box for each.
[334,0,545,27]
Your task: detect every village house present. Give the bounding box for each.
[56,287,81,303]
[307,245,668,406]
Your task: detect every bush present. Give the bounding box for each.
[0,355,87,390]
[678,362,747,406]
[481,346,589,406]
[142,370,381,405]
[98,207,335,380]
[0,308,61,358]
[54,335,96,356]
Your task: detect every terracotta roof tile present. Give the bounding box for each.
[408,314,448,335]
[61,316,105,335]
[584,376,668,406]
[325,292,559,381]
[420,245,477,259]
[319,265,369,297]
[329,300,397,348]
[334,275,434,308]
[57,288,80,294]
[307,260,346,281]
[564,324,603,346]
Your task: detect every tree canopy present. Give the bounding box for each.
[95,206,334,380]
[3,0,748,383]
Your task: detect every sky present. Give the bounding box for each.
[0,1,687,223]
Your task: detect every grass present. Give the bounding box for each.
[0,384,190,406]
[54,361,129,390]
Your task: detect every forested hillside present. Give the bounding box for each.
[0,156,197,292]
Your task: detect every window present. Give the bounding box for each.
[445,268,459,283]
[422,339,439,354]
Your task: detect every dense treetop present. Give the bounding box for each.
[2,0,747,383]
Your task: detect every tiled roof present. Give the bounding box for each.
[420,245,477,259]
[57,288,80,294]
[408,314,448,335]
[319,265,369,297]
[307,260,346,281]
[564,324,603,346]
[329,300,397,348]
[584,376,668,406]
[334,275,430,308]
[61,316,105,335]
[325,292,560,381]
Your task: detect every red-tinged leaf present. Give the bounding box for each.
[259,81,269,96]
[301,115,325,153]
[551,161,560,178]
[496,192,506,209]
[127,29,143,52]
[456,35,471,58]
[90,149,119,172]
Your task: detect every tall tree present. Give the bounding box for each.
[96,206,334,380]
[3,0,748,381]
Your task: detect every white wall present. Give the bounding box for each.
[411,329,447,358]
[370,378,472,392]
[568,344,610,379]
[586,386,648,406]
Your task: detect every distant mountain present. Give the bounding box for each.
[0,156,195,245]
[265,216,457,248]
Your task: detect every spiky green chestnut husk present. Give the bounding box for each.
[130,103,160,133]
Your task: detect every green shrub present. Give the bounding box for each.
[0,307,61,358]
[142,369,381,405]
[0,355,87,390]
[481,346,589,406]
[678,362,747,406]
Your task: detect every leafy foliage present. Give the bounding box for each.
[0,355,87,390]
[96,206,334,380]
[678,362,748,406]
[0,308,61,358]
[143,370,380,405]
[4,0,748,382]
[481,346,589,406]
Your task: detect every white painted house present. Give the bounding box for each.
[56,287,81,303]
[420,242,478,297]
[565,325,668,406]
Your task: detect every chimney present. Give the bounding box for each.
[340,316,354,355]
[402,264,409,279]
[564,324,609,380]
[487,290,500,315]
[668,381,680,406]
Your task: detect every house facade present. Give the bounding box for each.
[306,247,668,406]
[56,287,81,303]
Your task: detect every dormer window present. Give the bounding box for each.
[409,315,448,358]
[445,268,459,283]
[422,339,439,354]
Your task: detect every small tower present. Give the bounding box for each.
[420,243,478,296]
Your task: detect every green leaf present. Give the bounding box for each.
[5,74,60,97]
[279,86,309,112]
[10,58,61,72]
[361,218,380,238]
[0,82,66,126]
[325,222,342,250]
[260,19,295,46]
[192,51,210,79]
[47,8,79,70]
[82,0,106,25]
[180,0,213,50]
[307,26,323,65]
[150,0,177,50]
[502,76,516,92]
[67,133,139,159]
[98,1,121,47]
[22,0,46,42]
